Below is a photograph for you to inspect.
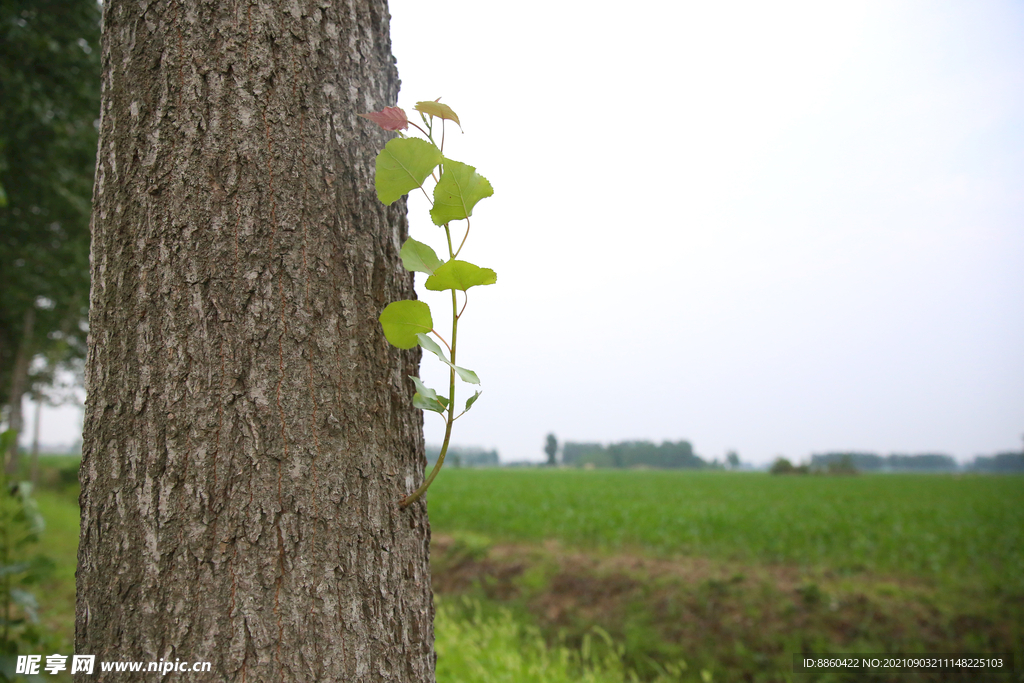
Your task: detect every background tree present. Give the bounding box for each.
[0,0,99,471]
[545,433,558,466]
[561,440,708,469]
[76,1,435,680]
[726,450,740,469]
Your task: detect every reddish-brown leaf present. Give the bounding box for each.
[359,106,409,131]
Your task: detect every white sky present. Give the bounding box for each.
[26,0,1024,465]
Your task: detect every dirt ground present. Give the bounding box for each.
[430,533,1023,682]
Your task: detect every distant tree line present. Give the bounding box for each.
[422,441,1024,473]
[809,451,1024,473]
[562,440,707,469]
[772,454,857,476]
[426,444,499,468]
[811,452,957,472]
[967,452,1024,473]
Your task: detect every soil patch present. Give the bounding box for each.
[430,533,1023,682]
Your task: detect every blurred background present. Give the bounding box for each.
[1,1,1022,681]
[13,1,1024,467]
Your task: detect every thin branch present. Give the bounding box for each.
[453,218,471,258]
[430,329,451,354]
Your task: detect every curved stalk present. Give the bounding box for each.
[399,224,460,509]
[453,218,471,258]
[399,391,453,508]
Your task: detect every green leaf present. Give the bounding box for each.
[415,333,482,385]
[430,159,494,225]
[416,333,448,362]
[465,391,481,412]
[400,238,444,275]
[375,138,443,205]
[409,375,437,400]
[409,376,448,410]
[413,392,446,413]
[414,100,461,126]
[425,260,497,292]
[452,366,481,385]
[379,300,433,349]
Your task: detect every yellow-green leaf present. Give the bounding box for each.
[375,138,442,205]
[430,159,493,225]
[414,100,460,126]
[379,300,432,349]
[400,238,444,275]
[424,260,497,292]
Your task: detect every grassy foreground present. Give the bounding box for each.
[19,462,1024,682]
[427,469,1023,682]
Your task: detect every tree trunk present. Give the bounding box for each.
[4,306,34,474]
[76,1,434,681]
[30,395,40,485]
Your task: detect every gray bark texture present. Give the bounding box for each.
[76,1,435,681]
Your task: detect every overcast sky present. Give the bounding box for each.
[391,0,1024,464]
[27,0,1024,465]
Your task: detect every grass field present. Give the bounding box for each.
[427,469,1024,593]
[427,469,1023,682]
[13,461,1024,682]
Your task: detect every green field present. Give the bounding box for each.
[13,462,1024,682]
[428,469,1024,593]
[425,469,1024,682]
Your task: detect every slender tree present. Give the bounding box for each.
[0,0,98,471]
[76,1,434,680]
[726,450,740,469]
[544,433,558,466]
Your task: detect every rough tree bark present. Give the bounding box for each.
[76,1,435,681]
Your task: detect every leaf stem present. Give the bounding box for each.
[453,218,471,258]
[401,224,460,509]
[400,406,453,508]
[430,329,452,354]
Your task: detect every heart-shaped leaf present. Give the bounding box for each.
[378,300,432,349]
[424,260,497,292]
[414,100,461,126]
[400,238,444,275]
[360,106,409,131]
[430,159,493,225]
[375,138,443,205]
